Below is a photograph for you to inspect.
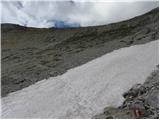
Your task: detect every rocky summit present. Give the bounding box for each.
[1,7,159,97]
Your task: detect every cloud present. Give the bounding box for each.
[1,0,159,28]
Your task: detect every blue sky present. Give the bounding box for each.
[1,0,159,28]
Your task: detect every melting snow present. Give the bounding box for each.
[2,40,159,118]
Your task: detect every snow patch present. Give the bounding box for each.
[2,40,159,118]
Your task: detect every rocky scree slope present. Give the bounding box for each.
[1,8,159,97]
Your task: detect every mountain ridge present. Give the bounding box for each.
[1,7,158,30]
[1,7,159,97]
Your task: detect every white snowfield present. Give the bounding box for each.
[2,40,158,118]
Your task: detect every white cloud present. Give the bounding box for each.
[1,0,159,28]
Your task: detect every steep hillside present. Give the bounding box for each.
[2,40,158,118]
[1,7,159,97]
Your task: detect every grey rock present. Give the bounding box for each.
[145,89,159,109]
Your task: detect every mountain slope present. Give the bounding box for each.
[2,40,158,118]
[1,7,159,97]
